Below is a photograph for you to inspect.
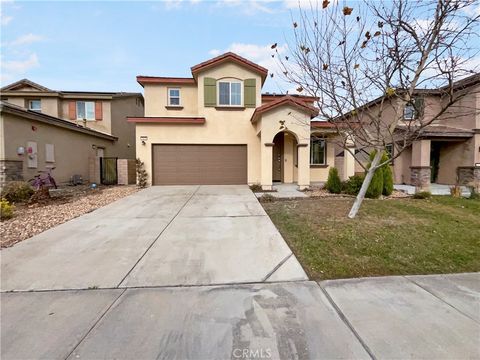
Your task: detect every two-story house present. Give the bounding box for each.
[346,73,480,191]
[0,79,144,185]
[129,52,342,189]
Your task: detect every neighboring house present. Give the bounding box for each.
[0,79,144,185]
[129,52,342,189]
[346,73,480,191]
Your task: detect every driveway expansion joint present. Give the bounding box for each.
[403,275,480,324]
[317,282,377,360]
[116,185,200,288]
[63,288,127,360]
[262,253,294,282]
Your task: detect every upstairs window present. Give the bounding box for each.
[168,88,180,106]
[404,103,415,120]
[218,81,242,106]
[76,101,95,120]
[29,99,41,112]
[310,138,326,165]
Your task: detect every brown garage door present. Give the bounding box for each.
[152,144,247,185]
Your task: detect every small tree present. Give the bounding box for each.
[365,152,383,198]
[135,158,148,188]
[275,0,480,217]
[326,167,342,193]
[382,152,394,196]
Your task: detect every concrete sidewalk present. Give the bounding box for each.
[2,273,478,359]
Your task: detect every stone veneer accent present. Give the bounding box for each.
[0,160,24,188]
[117,159,136,185]
[410,166,431,190]
[474,167,480,191]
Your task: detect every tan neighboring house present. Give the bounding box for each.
[0,79,144,185]
[347,73,480,191]
[129,52,345,189]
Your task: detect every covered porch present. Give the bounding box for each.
[394,126,479,191]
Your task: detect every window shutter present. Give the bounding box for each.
[204,77,216,107]
[414,97,424,118]
[95,101,103,120]
[68,101,76,120]
[244,78,256,108]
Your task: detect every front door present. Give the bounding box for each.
[272,133,284,182]
[430,142,441,183]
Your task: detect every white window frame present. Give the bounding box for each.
[403,103,416,120]
[76,101,95,120]
[168,88,181,106]
[310,138,327,165]
[29,99,42,112]
[217,80,243,107]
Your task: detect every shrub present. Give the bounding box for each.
[0,181,34,203]
[413,191,431,199]
[342,174,365,195]
[0,198,14,220]
[136,158,148,188]
[469,186,480,200]
[450,185,462,198]
[259,193,275,203]
[249,184,262,192]
[365,151,383,199]
[381,152,394,196]
[325,167,342,194]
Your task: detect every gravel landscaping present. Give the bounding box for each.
[0,185,138,248]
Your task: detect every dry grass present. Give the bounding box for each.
[262,197,480,280]
[0,185,138,248]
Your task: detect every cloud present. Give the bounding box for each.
[214,0,276,15]
[1,53,39,82]
[208,43,296,93]
[9,33,45,46]
[0,10,13,26]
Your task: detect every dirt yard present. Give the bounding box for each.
[1,185,138,248]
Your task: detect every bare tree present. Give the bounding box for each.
[275,0,480,218]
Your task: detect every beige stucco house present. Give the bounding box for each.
[130,52,347,189]
[0,79,144,185]
[346,74,480,191]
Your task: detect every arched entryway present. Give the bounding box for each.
[272,131,299,183]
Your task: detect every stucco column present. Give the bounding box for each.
[410,139,431,191]
[343,146,355,180]
[261,143,273,190]
[297,143,310,190]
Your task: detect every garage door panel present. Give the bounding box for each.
[153,145,247,185]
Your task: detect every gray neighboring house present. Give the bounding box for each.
[0,79,144,186]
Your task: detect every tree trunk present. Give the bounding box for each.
[348,150,383,219]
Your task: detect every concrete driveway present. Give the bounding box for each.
[1,185,307,291]
[1,186,478,359]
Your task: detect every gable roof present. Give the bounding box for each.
[191,52,268,84]
[0,101,117,141]
[136,76,196,87]
[251,95,319,123]
[1,79,53,92]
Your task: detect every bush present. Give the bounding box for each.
[136,158,148,188]
[450,185,462,198]
[325,167,342,194]
[413,191,431,199]
[0,198,14,220]
[249,184,262,192]
[365,151,383,199]
[342,174,365,195]
[259,193,275,203]
[469,186,480,200]
[0,181,34,203]
[381,152,394,196]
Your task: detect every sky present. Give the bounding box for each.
[1,0,479,95]
[0,0,307,93]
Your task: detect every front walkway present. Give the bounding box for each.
[395,183,472,196]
